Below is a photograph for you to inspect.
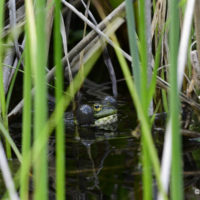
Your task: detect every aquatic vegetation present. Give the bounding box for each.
[0,0,200,199]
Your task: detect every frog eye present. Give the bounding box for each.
[93,104,102,112]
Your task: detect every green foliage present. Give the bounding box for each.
[111,35,167,199]
[20,13,32,200]
[0,1,193,199]
[169,0,183,199]
[54,0,65,199]
[0,0,11,159]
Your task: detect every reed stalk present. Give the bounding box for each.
[0,0,11,159]
[54,0,65,199]
[0,1,193,199]
[169,0,183,199]
[125,0,140,96]
[20,25,32,200]
[33,0,48,199]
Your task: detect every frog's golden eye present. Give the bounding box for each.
[93,104,102,112]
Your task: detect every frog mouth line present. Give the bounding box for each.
[94,114,118,126]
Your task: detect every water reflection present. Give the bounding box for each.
[63,125,142,200]
[3,93,200,199]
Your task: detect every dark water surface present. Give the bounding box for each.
[1,83,200,200]
[48,91,141,199]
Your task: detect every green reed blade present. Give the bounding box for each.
[0,0,6,119]
[169,0,183,199]
[139,1,153,198]
[54,0,65,199]
[33,0,48,199]
[126,1,153,198]
[0,0,11,159]
[125,0,140,97]
[20,26,32,199]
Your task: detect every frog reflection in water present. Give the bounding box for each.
[64,96,118,128]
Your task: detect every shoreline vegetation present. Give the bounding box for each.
[0,0,199,199]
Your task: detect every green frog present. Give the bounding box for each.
[64,96,118,128]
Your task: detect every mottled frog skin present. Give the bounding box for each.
[64,96,117,128]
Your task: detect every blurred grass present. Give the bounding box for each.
[0,1,195,199]
[0,0,11,159]
[125,0,140,96]
[20,8,32,200]
[169,0,183,199]
[34,0,48,198]
[54,0,65,199]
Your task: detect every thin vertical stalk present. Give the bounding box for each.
[169,0,182,199]
[139,0,148,109]
[126,0,154,197]
[34,0,48,199]
[20,29,32,199]
[54,0,65,199]
[0,0,11,159]
[125,0,140,96]
[0,0,6,119]
[145,0,153,116]
[139,0,152,198]
[20,7,37,198]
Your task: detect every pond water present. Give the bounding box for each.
[47,92,142,199]
[1,82,200,199]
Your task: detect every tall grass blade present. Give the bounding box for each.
[169,0,182,199]
[54,0,65,199]
[0,0,6,120]
[22,1,38,197]
[125,0,140,96]
[0,0,11,159]
[33,0,48,199]
[138,0,152,198]
[20,29,32,199]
